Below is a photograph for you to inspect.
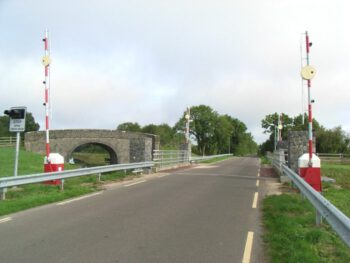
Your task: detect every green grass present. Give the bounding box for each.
[263,161,350,262]
[72,152,109,166]
[263,193,350,263]
[0,170,133,216]
[197,155,233,164]
[260,155,271,165]
[321,162,350,217]
[0,147,77,177]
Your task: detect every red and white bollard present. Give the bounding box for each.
[44,153,64,185]
[298,153,322,192]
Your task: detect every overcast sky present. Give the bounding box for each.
[1,0,350,143]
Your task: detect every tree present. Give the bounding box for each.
[175,105,219,155]
[25,112,40,133]
[260,112,350,155]
[116,122,141,132]
[174,105,257,156]
[142,123,176,148]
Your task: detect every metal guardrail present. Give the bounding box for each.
[282,165,350,247]
[270,153,350,247]
[0,162,154,199]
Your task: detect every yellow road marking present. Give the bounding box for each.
[252,192,258,208]
[242,231,254,263]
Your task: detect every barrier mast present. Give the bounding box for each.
[42,29,51,161]
[305,31,313,165]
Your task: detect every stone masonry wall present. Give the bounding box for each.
[25,129,159,164]
[288,131,316,173]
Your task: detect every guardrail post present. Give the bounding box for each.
[316,210,323,225]
[60,179,65,191]
[0,187,7,200]
[97,173,101,182]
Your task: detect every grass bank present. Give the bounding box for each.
[263,161,350,262]
[263,193,350,263]
[321,162,350,217]
[197,155,233,164]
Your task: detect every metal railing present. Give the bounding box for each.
[0,162,154,200]
[316,153,350,163]
[153,150,189,170]
[0,137,16,147]
[153,150,232,170]
[270,153,350,247]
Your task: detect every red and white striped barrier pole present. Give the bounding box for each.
[305,31,313,165]
[299,31,321,192]
[42,30,51,160]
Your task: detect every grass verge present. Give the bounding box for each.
[263,193,350,263]
[0,170,136,216]
[321,162,350,217]
[197,155,233,164]
[0,147,140,216]
[263,161,350,262]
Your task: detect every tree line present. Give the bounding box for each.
[259,113,350,154]
[117,105,258,156]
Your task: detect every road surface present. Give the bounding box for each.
[0,157,278,263]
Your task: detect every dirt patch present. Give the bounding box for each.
[260,166,279,178]
[158,165,192,173]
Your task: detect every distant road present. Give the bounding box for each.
[0,157,277,263]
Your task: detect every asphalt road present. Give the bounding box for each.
[0,157,277,263]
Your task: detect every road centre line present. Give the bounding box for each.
[124,180,146,187]
[242,231,254,263]
[57,192,102,206]
[0,217,12,224]
[252,192,259,208]
[256,180,260,187]
[174,172,267,180]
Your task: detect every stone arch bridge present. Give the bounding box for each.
[25,129,159,164]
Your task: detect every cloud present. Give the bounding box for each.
[1,0,350,144]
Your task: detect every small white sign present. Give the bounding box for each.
[8,107,27,132]
[10,119,25,132]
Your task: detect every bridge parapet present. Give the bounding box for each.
[25,129,159,164]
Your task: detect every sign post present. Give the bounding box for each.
[4,107,27,177]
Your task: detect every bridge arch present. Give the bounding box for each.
[68,142,118,165]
